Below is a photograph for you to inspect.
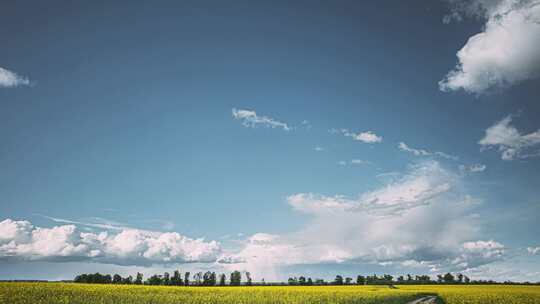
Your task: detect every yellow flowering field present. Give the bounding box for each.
[1,282,540,304]
[401,285,540,304]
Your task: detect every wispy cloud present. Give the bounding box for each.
[0,67,30,88]
[38,215,128,231]
[232,108,290,131]
[332,128,382,143]
[459,163,486,174]
[398,142,458,160]
[351,159,371,165]
[527,247,540,255]
[440,0,540,94]
[314,146,324,152]
[479,115,540,160]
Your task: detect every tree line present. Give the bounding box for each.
[74,270,251,286]
[74,271,539,286]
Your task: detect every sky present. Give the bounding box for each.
[1,0,540,282]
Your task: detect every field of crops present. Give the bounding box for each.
[402,285,540,304]
[1,282,540,304]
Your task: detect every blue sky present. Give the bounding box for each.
[1,0,540,282]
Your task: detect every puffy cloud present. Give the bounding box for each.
[0,219,221,265]
[232,108,290,131]
[0,67,30,88]
[479,116,540,160]
[528,247,540,255]
[220,161,502,278]
[398,142,458,160]
[332,129,382,143]
[440,0,540,94]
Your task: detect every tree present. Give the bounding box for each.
[203,271,216,286]
[245,272,252,286]
[184,272,190,286]
[146,274,162,285]
[356,275,366,285]
[464,275,471,284]
[288,277,298,285]
[307,278,313,285]
[134,272,143,285]
[345,277,353,285]
[219,273,227,286]
[163,272,170,285]
[457,273,464,283]
[334,275,344,285]
[193,272,203,286]
[397,275,404,284]
[443,273,455,283]
[298,276,306,285]
[171,270,183,286]
[122,275,133,284]
[112,274,122,284]
[230,271,242,286]
[437,274,444,283]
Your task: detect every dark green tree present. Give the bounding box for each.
[122,275,133,284]
[219,273,227,286]
[163,272,170,285]
[171,270,183,286]
[146,274,162,285]
[112,274,122,284]
[443,273,455,283]
[245,272,252,286]
[184,272,190,286]
[230,271,242,286]
[134,272,143,285]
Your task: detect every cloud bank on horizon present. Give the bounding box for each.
[0,161,510,279]
[0,219,220,266]
[218,161,507,277]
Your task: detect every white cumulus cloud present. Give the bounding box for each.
[219,161,502,278]
[232,108,290,131]
[479,115,540,160]
[0,219,221,265]
[0,67,30,88]
[332,128,382,143]
[440,0,540,94]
